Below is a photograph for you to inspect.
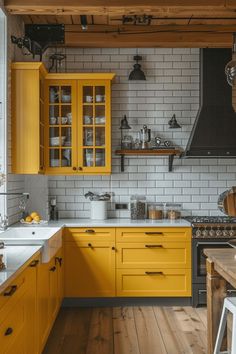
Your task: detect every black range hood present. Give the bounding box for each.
[184,48,236,158]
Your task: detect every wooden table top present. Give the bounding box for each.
[204,248,236,288]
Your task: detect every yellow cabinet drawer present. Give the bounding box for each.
[116,227,191,243]
[0,285,26,353]
[65,227,115,242]
[116,242,191,269]
[116,268,191,297]
[0,270,27,318]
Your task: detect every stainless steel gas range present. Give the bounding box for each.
[185,216,236,307]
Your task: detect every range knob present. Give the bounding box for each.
[222,229,229,237]
[195,228,202,237]
[202,228,208,237]
[229,229,235,237]
[209,228,216,237]
[216,227,223,237]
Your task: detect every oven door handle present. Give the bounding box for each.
[196,242,230,247]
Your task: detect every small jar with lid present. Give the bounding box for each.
[165,203,182,220]
[148,203,164,220]
[130,195,146,220]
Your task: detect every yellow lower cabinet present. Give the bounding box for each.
[0,258,38,354]
[116,268,191,297]
[116,242,191,269]
[65,241,115,297]
[37,249,63,353]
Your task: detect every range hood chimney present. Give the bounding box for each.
[184,48,236,158]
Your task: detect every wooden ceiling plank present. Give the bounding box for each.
[64,24,236,33]
[64,31,232,47]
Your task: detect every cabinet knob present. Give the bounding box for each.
[5,327,13,336]
[112,246,116,251]
[55,257,63,267]
[78,167,83,171]
[4,285,17,297]
[72,167,77,171]
[88,243,93,248]
[50,266,56,272]
[30,260,39,267]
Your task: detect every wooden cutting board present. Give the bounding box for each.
[223,187,236,216]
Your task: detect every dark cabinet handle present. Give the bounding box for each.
[112,246,116,251]
[145,245,163,248]
[30,260,39,267]
[72,167,77,171]
[88,243,93,248]
[50,266,56,272]
[145,271,164,275]
[85,229,95,234]
[5,327,13,336]
[78,167,83,171]
[145,232,163,235]
[4,285,17,297]
[55,257,63,267]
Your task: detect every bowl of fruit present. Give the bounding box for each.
[20,212,48,225]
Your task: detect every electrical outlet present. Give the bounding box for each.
[115,203,129,210]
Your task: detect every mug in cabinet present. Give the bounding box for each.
[85,96,93,103]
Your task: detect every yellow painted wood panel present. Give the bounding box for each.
[11,67,42,174]
[116,268,192,297]
[64,241,115,297]
[65,227,115,242]
[116,227,191,243]
[116,242,191,269]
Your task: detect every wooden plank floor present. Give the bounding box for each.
[43,306,207,354]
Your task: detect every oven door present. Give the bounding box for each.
[192,239,232,283]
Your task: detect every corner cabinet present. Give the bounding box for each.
[11,62,115,175]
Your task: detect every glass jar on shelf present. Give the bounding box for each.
[121,135,133,149]
[165,203,182,220]
[130,195,146,220]
[148,203,164,220]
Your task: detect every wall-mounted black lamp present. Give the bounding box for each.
[80,15,88,31]
[128,55,146,80]
[168,114,181,129]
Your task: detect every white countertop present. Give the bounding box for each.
[42,218,191,228]
[0,245,42,292]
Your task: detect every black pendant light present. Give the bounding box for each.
[128,55,146,80]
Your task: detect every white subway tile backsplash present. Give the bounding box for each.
[38,47,236,217]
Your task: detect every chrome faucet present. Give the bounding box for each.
[0,192,30,229]
[0,214,8,231]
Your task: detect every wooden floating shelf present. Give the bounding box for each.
[115,149,182,172]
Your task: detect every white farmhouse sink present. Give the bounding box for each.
[0,227,62,263]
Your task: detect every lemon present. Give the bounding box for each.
[25,216,32,222]
[33,215,41,222]
[30,212,38,219]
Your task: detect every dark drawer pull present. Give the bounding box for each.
[5,327,13,336]
[145,245,163,248]
[55,257,63,267]
[85,229,95,234]
[145,271,164,275]
[88,243,93,248]
[4,285,17,297]
[30,260,39,267]
[145,232,163,235]
[50,266,56,272]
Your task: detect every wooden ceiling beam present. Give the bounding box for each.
[64,31,233,47]
[65,24,236,33]
[5,0,236,15]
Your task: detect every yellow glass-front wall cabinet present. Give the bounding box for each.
[65,240,116,297]
[44,74,114,175]
[11,62,47,174]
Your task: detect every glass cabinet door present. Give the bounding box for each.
[39,75,45,172]
[46,81,76,172]
[79,82,110,172]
